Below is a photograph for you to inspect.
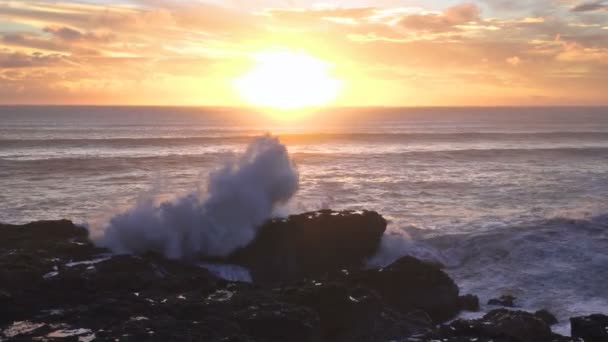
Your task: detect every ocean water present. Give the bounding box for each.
[1,106,608,331]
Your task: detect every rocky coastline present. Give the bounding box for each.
[1,210,606,341]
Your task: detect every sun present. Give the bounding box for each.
[234,50,342,110]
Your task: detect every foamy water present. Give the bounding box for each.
[2,106,608,328]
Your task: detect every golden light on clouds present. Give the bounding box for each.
[0,0,607,105]
[234,50,342,110]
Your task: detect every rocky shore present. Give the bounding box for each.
[1,210,606,341]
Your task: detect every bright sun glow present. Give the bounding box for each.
[235,50,342,110]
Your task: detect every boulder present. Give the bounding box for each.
[571,314,608,342]
[0,220,101,324]
[233,302,321,342]
[430,309,566,342]
[8,216,580,342]
[481,309,554,342]
[460,294,480,312]
[0,218,440,342]
[488,294,516,307]
[535,309,558,326]
[353,256,461,322]
[228,210,386,284]
[276,280,431,341]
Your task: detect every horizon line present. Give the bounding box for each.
[1,104,608,109]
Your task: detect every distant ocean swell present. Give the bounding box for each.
[3,131,608,146]
[3,147,608,162]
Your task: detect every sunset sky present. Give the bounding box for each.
[0,0,607,106]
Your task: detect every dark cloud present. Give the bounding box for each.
[2,33,65,52]
[44,26,83,41]
[0,51,64,68]
[572,1,608,12]
[43,26,115,43]
[478,0,568,17]
[2,32,101,56]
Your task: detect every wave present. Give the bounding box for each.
[3,131,608,148]
[414,214,608,330]
[3,146,608,164]
[90,135,299,258]
[368,213,608,336]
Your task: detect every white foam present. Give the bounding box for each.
[199,263,252,283]
[43,271,59,279]
[48,328,93,338]
[91,136,299,258]
[65,255,112,267]
[421,215,608,335]
[206,289,234,302]
[2,321,45,338]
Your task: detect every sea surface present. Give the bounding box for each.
[2,106,608,333]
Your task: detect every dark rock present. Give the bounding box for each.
[535,309,558,326]
[459,294,480,312]
[571,314,608,341]
[0,220,102,325]
[488,294,516,307]
[0,216,442,342]
[0,289,11,302]
[234,303,321,342]
[430,308,563,342]
[482,309,553,342]
[276,280,431,341]
[4,215,580,342]
[355,256,461,322]
[228,210,386,284]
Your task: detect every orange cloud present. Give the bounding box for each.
[0,0,606,105]
[399,3,481,32]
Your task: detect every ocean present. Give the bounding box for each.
[1,105,608,333]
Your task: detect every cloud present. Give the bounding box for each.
[556,42,608,63]
[572,1,608,12]
[0,51,64,68]
[1,32,103,56]
[398,3,481,32]
[2,33,68,52]
[0,0,606,105]
[43,26,115,44]
[266,7,376,23]
[43,26,83,41]
[506,56,522,66]
[479,0,571,15]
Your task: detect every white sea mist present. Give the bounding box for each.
[90,135,299,258]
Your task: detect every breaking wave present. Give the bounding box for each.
[89,135,299,258]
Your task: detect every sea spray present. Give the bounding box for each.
[91,135,299,258]
[367,227,447,267]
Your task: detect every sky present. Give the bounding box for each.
[0,0,607,106]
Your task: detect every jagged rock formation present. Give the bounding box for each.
[0,212,601,341]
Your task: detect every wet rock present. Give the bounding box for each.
[228,210,386,284]
[488,294,516,307]
[234,303,321,342]
[0,220,100,325]
[0,289,11,302]
[459,294,480,312]
[430,308,564,342]
[1,216,436,342]
[277,280,431,341]
[535,309,558,326]
[481,309,553,341]
[5,215,580,342]
[355,256,461,322]
[571,314,608,341]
